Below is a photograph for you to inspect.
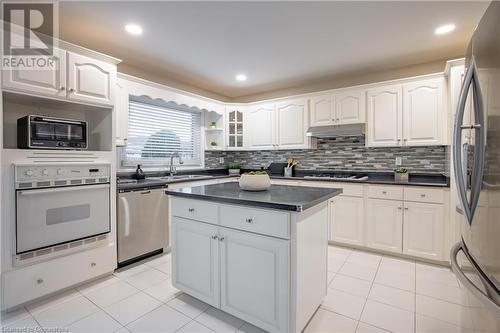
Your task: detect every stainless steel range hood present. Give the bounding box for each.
[306,124,364,138]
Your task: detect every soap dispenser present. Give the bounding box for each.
[134,164,145,180]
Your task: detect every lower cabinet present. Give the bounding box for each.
[366,198,403,254]
[329,196,364,246]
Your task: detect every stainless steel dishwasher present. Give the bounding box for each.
[117,185,168,266]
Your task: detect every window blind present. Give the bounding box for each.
[121,99,202,167]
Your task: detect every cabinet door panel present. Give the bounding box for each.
[310,95,333,126]
[403,202,444,260]
[336,90,365,124]
[366,85,403,147]
[366,199,403,253]
[171,217,219,307]
[2,48,66,97]
[67,52,115,105]
[330,196,364,246]
[115,80,129,146]
[403,78,444,146]
[220,228,289,332]
[276,99,308,149]
[247,104,275,149]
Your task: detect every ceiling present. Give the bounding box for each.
[59,1,489,99]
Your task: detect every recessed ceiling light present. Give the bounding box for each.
[125,24,143,36]
[235,74,247,82]
[435,24,456,35]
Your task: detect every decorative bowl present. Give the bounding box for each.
[239,173,271,191]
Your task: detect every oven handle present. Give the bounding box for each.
[18,183,110,195]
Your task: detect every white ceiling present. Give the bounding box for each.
[59,1,489,99]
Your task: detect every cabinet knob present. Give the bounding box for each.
[245,218,253,224]
[420,194,426,197]
[219,236,225,242]
[69,88,75,93]
[59,86,65,91]
[382,191,387,194]
[211,235,218,240]
[37,278,44,284]
[188,208,195,213]
[90,262,97,267]
[397,138,401,142]
[398,207,402,210]
[404,207,409,210]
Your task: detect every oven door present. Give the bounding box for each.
[16,184,110,254]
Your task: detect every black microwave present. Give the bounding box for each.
[17,115,88,149]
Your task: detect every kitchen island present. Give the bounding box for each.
[166,183,342,333]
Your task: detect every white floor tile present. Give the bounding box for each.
[416,313,472,333]
[347,251,382,269]
[416,277,467,305]
[379,256,415,275]
[321,289,366,320]
[416,294,472,329]
[327,271,336,285]
[84,280,139,308]
[127,304,191,333]
[26,288,81,314]
[115,327,131,333]
[374,267,415,292]
[416,263,459,287]
[143,278,181,303]
[237,322,268,333]
[4,314,41,331]
[329,274,372,298]
[143,253,171,268]
[178,320,216,333]
[361,300,414,333]
[305,308,357,333]
[328,245,353,262]
[105,292,162,326]
[328,258,346,273]
[339,262,377,282]
[356,322,390,333]
[125,268,169,290]
[153,263,172,276]
[67,310,122,332]
[195,307,244,333]
[368,283,415,312]
[1,307,30,326]
[32,295,99,328]
[114,263,150,280]
[77,275,121,295]
[167,293,210,319]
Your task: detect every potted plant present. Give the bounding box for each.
[239,171,271,191]
[209,121,217,129]
[394,166,409,182]
[227,162,241,175]
[210,141,218,148]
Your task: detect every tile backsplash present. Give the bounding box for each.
[205,136,448,174]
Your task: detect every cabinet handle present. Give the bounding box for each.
[397,138,401,142]
[219,236,225,242]
[59,86,65,91]
[398,207,402,210]
[211,235,218,240]
[188,208,195,212]
[404,207,409,210]
[90,262,97,267]
[37,278,44,284]
[141,190,151,195]
[245,218,253,224]
[382,191,387,194]
[69,88,75,93]
[420,194,426,197]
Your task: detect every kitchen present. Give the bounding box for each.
[1,1,499,333]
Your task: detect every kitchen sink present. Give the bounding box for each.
[154,174,213,181]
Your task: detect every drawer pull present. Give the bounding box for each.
[90,262,97,267]
[245,218,253,224]
[37,278,44,284]
[188,208,195,212]
[404,207,409,210]
[211,235,218,240]
[420,194,426,197]
[382,191,387,195]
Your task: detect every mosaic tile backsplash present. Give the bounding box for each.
[205,136,448,174]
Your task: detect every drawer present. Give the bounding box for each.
[368,185,403,200]
[404,187,445,204]
[220,205,290,239]
[337,183,364,197]
[171,197,218,224]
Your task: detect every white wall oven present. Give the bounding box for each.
[14,163,111,254]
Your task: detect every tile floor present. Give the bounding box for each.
[0,245,474,333]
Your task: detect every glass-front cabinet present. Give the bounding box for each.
[226,106,245,149]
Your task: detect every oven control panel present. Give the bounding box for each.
[14,163,111,189]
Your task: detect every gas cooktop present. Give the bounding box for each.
[303,173,369,181]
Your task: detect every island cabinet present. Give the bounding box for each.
[168,183,340,333]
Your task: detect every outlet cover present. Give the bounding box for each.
[395,157,402,166]
[219,157,224,164]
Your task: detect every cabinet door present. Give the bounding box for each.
[403,202,444,260]
[226,108,245,149]
[366,85,403,147]
[310,94,334,126]
[2,48,66,98]
[330,196,364,246]
[403,78,444,146]
[246,104,275,149]
[219,228,289,332]
[276,98,309,149]
[366,199,403,253]
[335,90,365,124]
[115,80,129,146]
[171,217,220,307]
[67,52,116,105]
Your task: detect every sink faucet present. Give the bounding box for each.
[169,152,183,176]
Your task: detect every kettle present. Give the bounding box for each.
[134,164,146,180]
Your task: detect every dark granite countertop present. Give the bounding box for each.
[165,182,342,212]
[117,174,237,191]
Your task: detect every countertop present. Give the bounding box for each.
[117,174,235,191]
[165,182,342,212]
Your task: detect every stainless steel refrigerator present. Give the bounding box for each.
[451,1,500,331]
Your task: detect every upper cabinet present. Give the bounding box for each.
[2,47,118,107]
[247,104,276,150]
[226,106,245,150]
[310,90,365,127]
[310,95,334,126]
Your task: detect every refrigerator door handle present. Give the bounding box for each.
[450,242,500,317]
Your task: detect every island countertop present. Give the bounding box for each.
[165,182,342,212]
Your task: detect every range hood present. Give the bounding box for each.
[306,124,364,138]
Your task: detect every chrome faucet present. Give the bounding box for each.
[169,152,183,176]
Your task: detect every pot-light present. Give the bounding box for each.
[125,24,143,36]
[235,74,247,82]
[435,24,456,35]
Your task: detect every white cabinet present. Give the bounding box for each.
[219,228,289,332]
[276,99,309,149]
[366,198,403,254]
[366,84,403,147]
[171,217,220,307]
[403,202,444,260]
[67,52,116,105]
[115,79,129,146]
[310,94,334,126]
[403,78,445,146]
[226,106,245,149]
[247,104,275,150]
[336,90,365,124]
[329,196,364,246]
[2,48,66,98]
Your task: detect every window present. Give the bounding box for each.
[121,97,202,168]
